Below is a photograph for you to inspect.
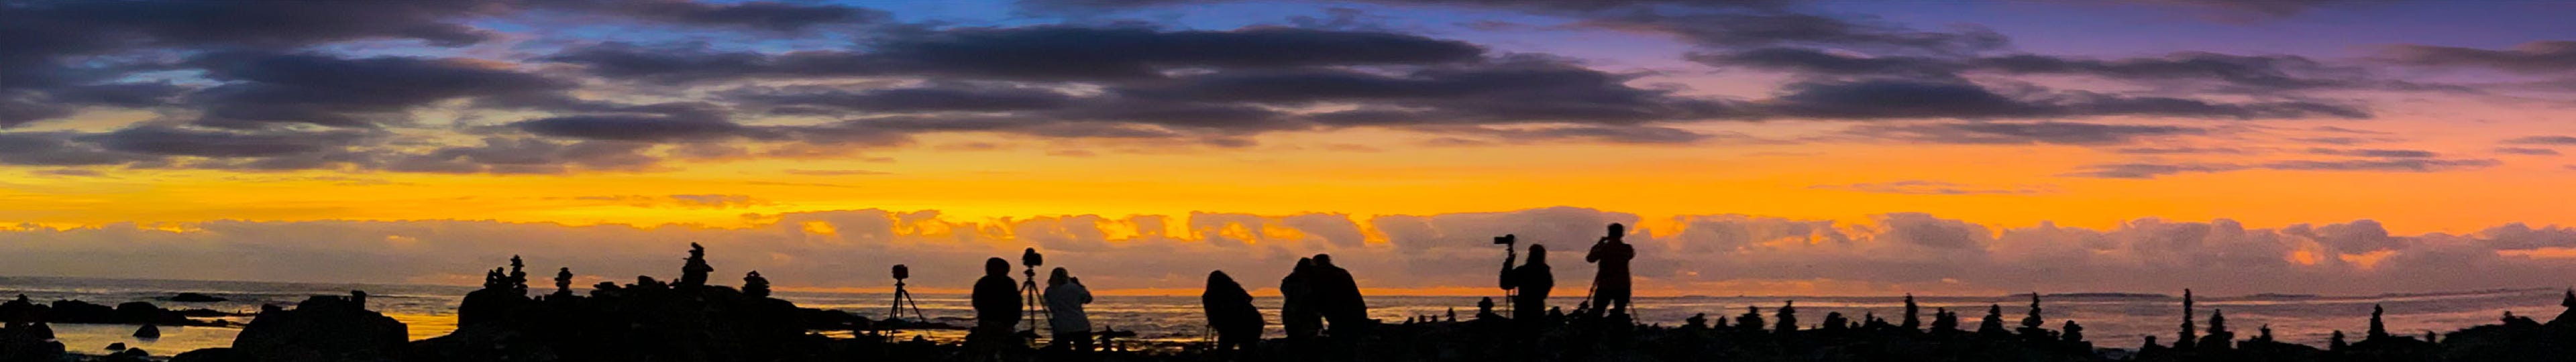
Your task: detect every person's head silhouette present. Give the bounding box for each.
[1313,254,1334,267]
[1526,244,1547,265]
[1049,267,1071,286]
[985,257,1010,277]
[1605,223,1625,242]
[1295,257,1313,272]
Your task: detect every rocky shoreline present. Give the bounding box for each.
[0,244,2569,361]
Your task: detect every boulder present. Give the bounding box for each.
[46,300,115,323]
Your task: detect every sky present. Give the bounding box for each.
[6,0,2576,296]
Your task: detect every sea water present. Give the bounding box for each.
[0,276,2557,355]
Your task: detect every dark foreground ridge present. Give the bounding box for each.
[3,239,2575,361]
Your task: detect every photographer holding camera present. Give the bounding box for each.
[1498,234,1552,329]
[1585,223,1635,320]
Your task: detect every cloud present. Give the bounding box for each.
[2383,41,2576,74]
[384,137,661,174]
[2111,147,2250,155]
[2062,158,2501,179]
[2058,162,2250,179]
[574,194,772,209]
[2107,0,2361,22]
[1757,80,2368,120]
[731,83,1077,113]
[1132,56,1737,125]
[783,169,892,176]
[1587,11,2007,55]
[547,25,1488,83]
[89,125,376,158]
[2290,136,2402,145]
[2504,135,2576,145]
[2259,158,2500,172]
[2496,147,2561,156]
[2305,148,2437,158]
[3,207,2573,296]
[1842,121,2206,145]
[0,132,154,166]
[1022,0,1799,17]
[513,114,747,142]
[1809,180,2055,195]
[186,51,572,129]
[532,0,891,33]
[0,0,2498,178]
[1474,125,1716,144]
[1697,48,2429,93]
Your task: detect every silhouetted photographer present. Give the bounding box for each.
[1585,223,1635,320]
[1309,254,1370,336]
[1202,270,1262,360]
[970,257,1021,359]
[1044,267,1092,353]
[1501,239,1552,330]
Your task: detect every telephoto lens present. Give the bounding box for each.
[1493,234,1517,245]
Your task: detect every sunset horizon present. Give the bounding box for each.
[9,1,2576,360]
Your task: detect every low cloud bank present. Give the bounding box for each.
[4,207,2573,296]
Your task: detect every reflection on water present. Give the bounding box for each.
[3,276,2563,353]
[52,324,236,356]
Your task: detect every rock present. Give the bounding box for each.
[105,343,125,351]
[0,320,64,362]
[115,301,189,325]
[0,296,39,323]
[411,249,836,362]
[167,348,236,362]
[46,300,115,323]
[230,292,407,362]
[170,293,227,303]
[133,324,160,339]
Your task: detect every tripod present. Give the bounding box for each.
[890,280,927,324]
[1501,243,1517,319]
[888,267,927,343]
[1020,266,1053,338]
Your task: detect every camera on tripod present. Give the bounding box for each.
[1493,234,1517,245]
[891,264,909,281]
[1022,247,1044,268]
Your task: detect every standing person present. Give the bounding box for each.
[1280,257,1321,341]
[1586,223,1635,319]
[971,257,1022,357]
[1203,271,1264,360]
[1501,244,1554,328]
[1309,254,1370,335]
[1044,267,1093,353]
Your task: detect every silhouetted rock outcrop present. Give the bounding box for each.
[407,244,850,362]
[1774,301,1798,334]
[0,298,62,362]
[741,271,771,299]
[1901,294,1921,330]
[221,292,407,362]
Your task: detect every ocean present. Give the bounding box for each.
[0,276,2559,355]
